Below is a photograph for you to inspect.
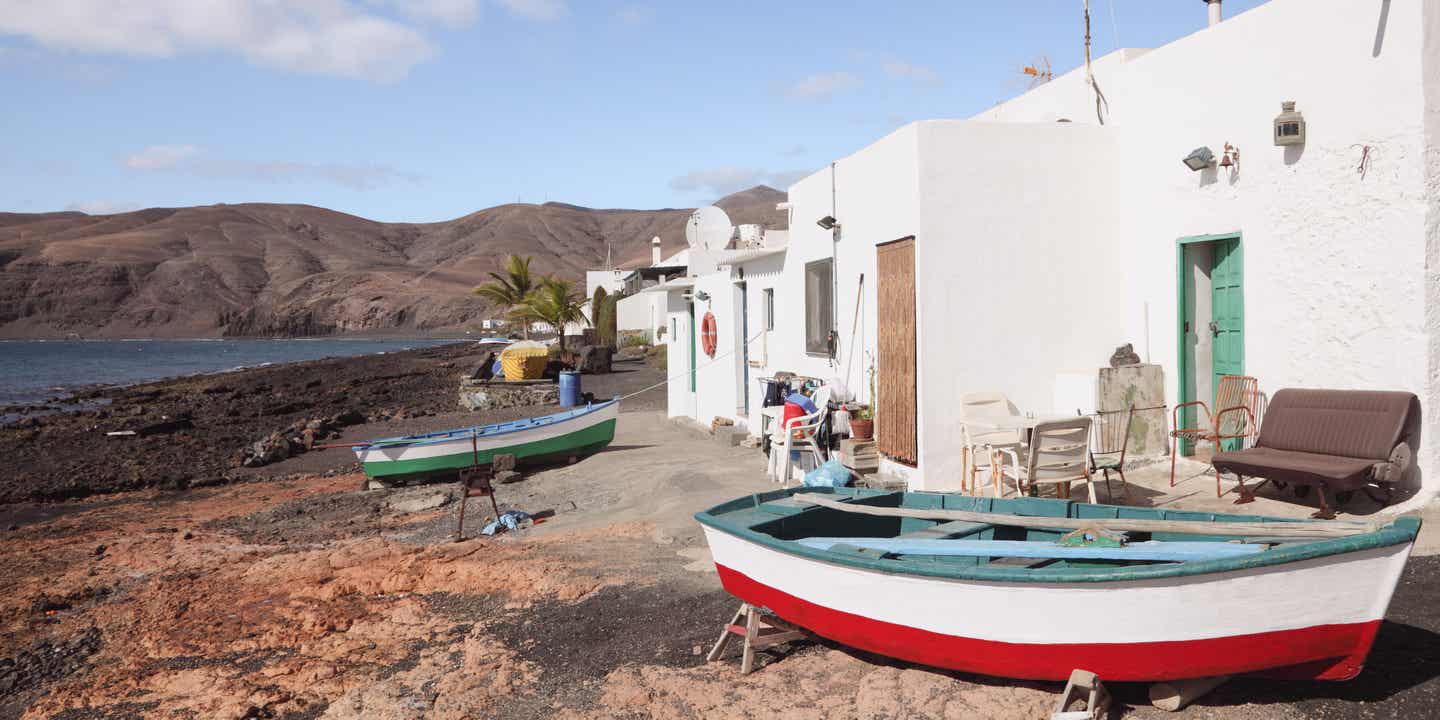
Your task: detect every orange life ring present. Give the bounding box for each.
[700,312,718,357]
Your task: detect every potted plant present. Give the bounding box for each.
[849,362,877,440]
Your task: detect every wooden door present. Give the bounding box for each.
[876,237,917,464]
[1210,238,1244,450]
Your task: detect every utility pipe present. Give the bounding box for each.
[1206,0,1222,27]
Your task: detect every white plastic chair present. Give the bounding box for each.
[959,392,1023,496]
[995,416,1097,503]
[767,385,831,486]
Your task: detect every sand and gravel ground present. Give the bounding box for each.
[3,380,1440,718]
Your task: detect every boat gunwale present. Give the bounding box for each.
[694,487,1421,584]
[357,397,619,450]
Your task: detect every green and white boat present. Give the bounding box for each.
[353,397,619,481]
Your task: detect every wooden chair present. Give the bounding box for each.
[996,417,1097,503]
[1170,375,1260,497]
[1088,406,1133,504]
[959,392,1023,495]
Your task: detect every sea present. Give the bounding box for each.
[0,338,463,406]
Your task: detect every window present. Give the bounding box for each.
[762,288,775,331]
[804,258,834,356]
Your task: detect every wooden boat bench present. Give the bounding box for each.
[1211,389,1419,518]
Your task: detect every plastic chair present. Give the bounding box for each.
[767,386,831,486]
[1088,406,1133,504]
[1170,375,1260,496]
[997,417,1096,503]
[959,392,1023,495]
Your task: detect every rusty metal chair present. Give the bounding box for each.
[1170,375,1261,497]
[1088,406,1134,504]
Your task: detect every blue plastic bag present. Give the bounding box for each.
[785,392,818,415]
[482,510,533,535]
[802,459,851,488]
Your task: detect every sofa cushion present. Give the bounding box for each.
[1212,447,1377,490]
[1255,389,1419,461]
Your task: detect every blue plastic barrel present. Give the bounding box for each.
[558,370,582,407]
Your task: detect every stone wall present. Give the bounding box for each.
[1097,364,1167,459]
[458,379,557,411]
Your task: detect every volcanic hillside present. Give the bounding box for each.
[0,186,787,338]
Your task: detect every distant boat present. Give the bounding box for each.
[353,397,619,481]
[696,487,1420,682]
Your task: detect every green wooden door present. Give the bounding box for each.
[1210,238,1244,450]
[688,301,697,392]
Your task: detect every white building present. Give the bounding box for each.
[614,240,691,343]
[666,0,1440,510]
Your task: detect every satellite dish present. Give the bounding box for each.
[685,206,733,253]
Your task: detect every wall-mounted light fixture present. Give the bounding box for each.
[694,290,711,302]
[1273,101,1306,146]
[1182,146,1216,171]
[816,215,839,231]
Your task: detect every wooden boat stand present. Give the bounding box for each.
[706,603,806,675]
[1050,669,1110,720]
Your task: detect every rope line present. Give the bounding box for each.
[618,327,769,402]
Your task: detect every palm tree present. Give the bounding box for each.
[516,276,587,352]
[473,255,536,339]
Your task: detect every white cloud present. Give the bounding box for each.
[670,166,810,198]
[495,0,568,21]
[122,144,420,190]
[65,200,142,215]
[882,59,943,87]
[0,0,435,82]
[783,71,861,102]
[125,144,200,170]
[386,0,481,28]
[612,4,652,25]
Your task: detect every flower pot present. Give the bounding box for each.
[849,418,874,440]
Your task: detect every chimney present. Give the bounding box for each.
[1205,0,1222,27]
[651,236,662,265]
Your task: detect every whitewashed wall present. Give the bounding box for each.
[970,0,1435,507]
[664,0,1439,506]
[776,126,924,481]
[910,121,1122,490]
[616,292,666,341]
[664,290,694,419]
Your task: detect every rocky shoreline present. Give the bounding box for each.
[0,342,485,503]
[0,342,663,505]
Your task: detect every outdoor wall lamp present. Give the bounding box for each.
[816,215,839,231]
[694,290,711,302]
[1273,101,1306,146]
[1182,146,1216,171]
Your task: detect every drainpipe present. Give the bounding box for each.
[1205,0,1222,27]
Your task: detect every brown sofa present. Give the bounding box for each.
[1211,388,1419,517]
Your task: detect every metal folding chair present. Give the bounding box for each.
[1170,375,1260,497]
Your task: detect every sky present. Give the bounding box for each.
[0,0,1270,222]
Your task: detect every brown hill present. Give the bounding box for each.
[0,186,787,338]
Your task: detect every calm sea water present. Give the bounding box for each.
[0,338,461,406]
